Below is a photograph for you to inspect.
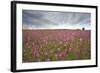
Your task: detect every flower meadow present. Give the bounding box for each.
[22,29,91,63]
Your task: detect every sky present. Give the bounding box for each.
[22,10,91,30]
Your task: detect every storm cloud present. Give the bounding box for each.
[22,10,91,29]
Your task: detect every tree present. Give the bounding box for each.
[82,27,85,31]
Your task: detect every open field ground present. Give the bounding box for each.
[22,29,91,62]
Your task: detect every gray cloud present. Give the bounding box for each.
[22,10,91,29]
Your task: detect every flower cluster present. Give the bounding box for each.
[23,29,91,63]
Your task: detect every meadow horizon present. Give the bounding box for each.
[22,10,91,63]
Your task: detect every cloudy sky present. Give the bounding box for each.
[22,10,91,30]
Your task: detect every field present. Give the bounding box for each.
[22,29,91,63]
